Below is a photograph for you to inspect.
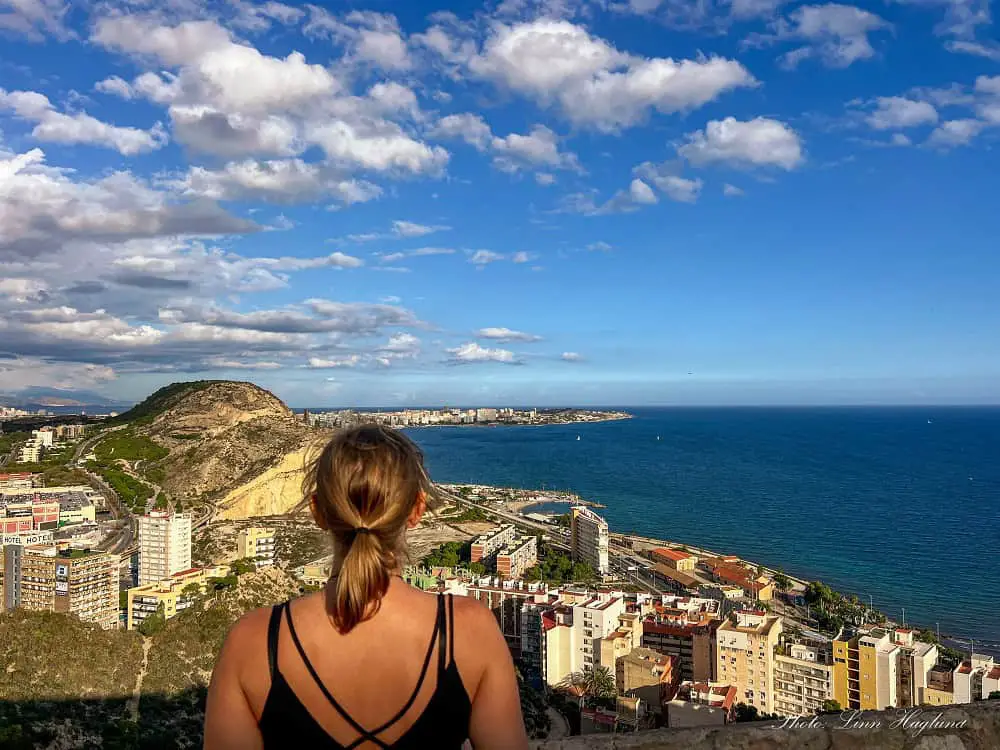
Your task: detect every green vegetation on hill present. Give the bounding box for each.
[109,381,217,426]
[95,431,169,463]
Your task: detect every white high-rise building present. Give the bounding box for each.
[570,506,609,577]
[138,511,192,585]
[521,590,626,687]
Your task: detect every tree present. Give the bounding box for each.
[989,691,1000,700]
[733,703,780,722]
[138,602,167,636]
[468,561,486,575]
[773,571,791,592]
[821,699,842,713]
[230,558,257,576]
[558,665,616,701]
[154,492,168,510]
[571,562,596,583]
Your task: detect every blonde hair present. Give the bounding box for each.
[303,425,435,632]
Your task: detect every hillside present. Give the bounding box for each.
[0,568,303,750]
[90,380,322,513]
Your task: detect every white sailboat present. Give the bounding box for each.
[576,435,581,441]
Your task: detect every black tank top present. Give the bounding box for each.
[259,594,471,749]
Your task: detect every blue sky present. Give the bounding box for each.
[0,0,998,407]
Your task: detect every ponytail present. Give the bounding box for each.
[331,527,393,631]
[303,425,434,633]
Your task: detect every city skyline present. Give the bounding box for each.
[1,0,1000,407]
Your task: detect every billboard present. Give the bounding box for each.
[55,581,68,594]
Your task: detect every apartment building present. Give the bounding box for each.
[570,506,609,577]
[833,628,903,710]
[521,591,625,687]
[954,654,995,704]
[642,619,718,682]
[893,629,939,707]
[600,611,645,681]
[237,526,276,568]
[715,610,783,714]
[470,525,516,564]
[495,536,537,579]
[774,642,835,716]
[464,577,551,654]
[1,544,118,629]
[138,511,192,585]
[925,664,955,705]
[616,648,680,713]
[126,566,227,630]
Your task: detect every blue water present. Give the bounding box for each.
[405,407,1000,646]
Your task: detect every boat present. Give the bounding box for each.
[656,435,661,441]
[927,419,933,424]
[576,435,581,441]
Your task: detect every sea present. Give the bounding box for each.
[399,407,1000,649]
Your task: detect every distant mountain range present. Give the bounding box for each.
[0,387,132,413]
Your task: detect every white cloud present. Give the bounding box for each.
[729,0,791,19]
[477,327,543,342]
[0,358,116,392]
[468,250,505,265]
[975,75,1000,97]
[229,1,305,32]
[467,19,755,131]
[94,76,135,100]
[491,124,580,172]
[430,113,493,149]
[92,18,235,68]
[306,120,449,175]
[177,159,382,205]
[634,161,704,202]
[629,178,659,204]
[0,0,72,42]
[446,342,518,364]
[867,97,939,129]
[748,4,892,69]
[536,172,556,186]
[304,7,413,71]
[511,251,532,263]
[587,241,613,252]
[892,0,990,39]
[392,220,450,237]
[723,183,745,196]
[0,88,167,155]
[927,118,986,147]
[679,117,804,170]
[307,355,361,369]
[0,147,258,261]
[561,351,583,361]
[946,40,1000,61]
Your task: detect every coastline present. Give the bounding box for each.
[403,413,634,430]
[446,481,993,655]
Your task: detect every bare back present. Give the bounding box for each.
[205,578,529,750]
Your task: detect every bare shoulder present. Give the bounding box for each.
[449,594,506,650]
[222,604,276,652]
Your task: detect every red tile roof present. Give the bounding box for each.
[654,548,694,562]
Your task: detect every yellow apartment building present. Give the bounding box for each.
[715,610,783,713]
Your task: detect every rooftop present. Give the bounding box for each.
[654,548,695,562]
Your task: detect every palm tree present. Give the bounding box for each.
[558,665,616,701]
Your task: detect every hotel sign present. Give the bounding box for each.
[1,531,54,546]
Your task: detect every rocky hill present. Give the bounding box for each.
[95,380,324,516]
[0,567,303,750]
